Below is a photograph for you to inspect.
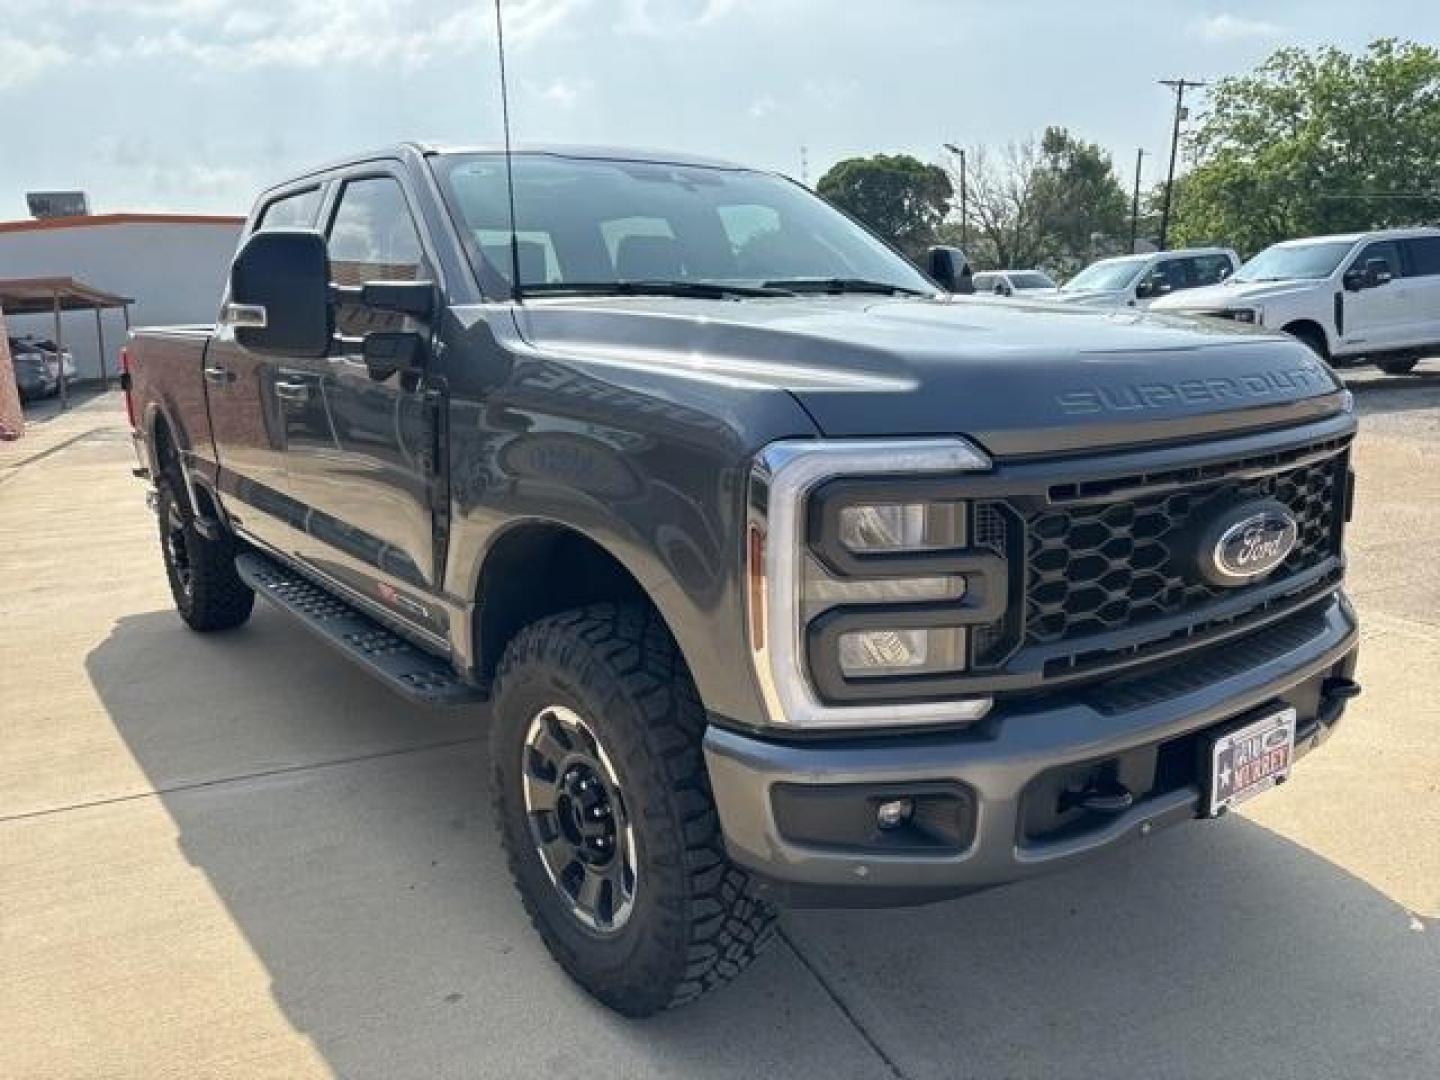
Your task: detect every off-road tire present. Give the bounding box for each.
[1376,356,1419,376]
[157,481,254,632]
[491,603,776,1016]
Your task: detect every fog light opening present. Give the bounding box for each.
[875,798,915,830]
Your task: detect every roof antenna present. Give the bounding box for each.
[493,0,522,303]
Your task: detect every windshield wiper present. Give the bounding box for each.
[761,277,931,297]
[523,280,794,299]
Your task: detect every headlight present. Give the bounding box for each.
[746,439,1002,731]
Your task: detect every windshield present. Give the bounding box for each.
[433,154,936,297]
[1062,257,1147,292]
[1234,240,1358,282]
[1009,271,1056,289]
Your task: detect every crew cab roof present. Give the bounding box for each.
[1272,226,1440,246]
[272,141,751,190]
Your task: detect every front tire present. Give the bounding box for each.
[491,603,776,1016]
[157,483,254,632]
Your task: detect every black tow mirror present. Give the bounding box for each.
[1364,257,1394,288]
[227,229,332,357]
[927,245,974,294]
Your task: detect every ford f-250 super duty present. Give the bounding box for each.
[124,143,1361,1016]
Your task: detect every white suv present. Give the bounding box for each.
[1150,227,1440,375]
[1055,247,1240,310]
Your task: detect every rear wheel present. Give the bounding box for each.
[157,481,254,632]
[1376,356,1419,376]
[491,603,776,1016]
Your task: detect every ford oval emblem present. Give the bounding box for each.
[1194,499,1299,588]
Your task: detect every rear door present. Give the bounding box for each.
[207,183,327,547]
[276,169,445,636]
[1400,235,1440,347]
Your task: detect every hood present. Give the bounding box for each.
[1151,279,1321,312]
[1052,289,1127,308]
[511,294,1344,457]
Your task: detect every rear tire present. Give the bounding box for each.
[157,482,254,632]
[491,603,776,1016]
[1376,356,1419,376]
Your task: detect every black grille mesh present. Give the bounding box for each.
[1023,453,1344,647]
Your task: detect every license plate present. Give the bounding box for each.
[1207,707,1296,816]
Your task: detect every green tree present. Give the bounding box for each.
[816,154,953,258]
[1172,39,1440,254]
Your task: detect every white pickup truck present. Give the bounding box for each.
[1152,227,1440,375]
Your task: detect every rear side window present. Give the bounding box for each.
[1404,236,1440,277]
[256,187,322,230]
[326,176,427,286]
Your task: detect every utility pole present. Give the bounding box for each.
[943,142,968,248]
[1130,147,1145,252]
[1157,78,1205,251]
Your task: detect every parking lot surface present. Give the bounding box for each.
[3,377,1438,1079]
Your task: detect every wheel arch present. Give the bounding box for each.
[469,519,690,691]
[1280,318,1332,358]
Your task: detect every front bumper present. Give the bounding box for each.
[704,594,1359,907]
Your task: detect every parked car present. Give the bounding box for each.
[972,269,1059,297]
[1056,247,1239,310]
[8,336,58,400]
[125,143,1359,1017]
[1150,227,1440,374]
[25,337,77,382]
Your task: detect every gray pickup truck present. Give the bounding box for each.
[125,143,1361,1016]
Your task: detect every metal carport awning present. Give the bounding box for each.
[0,277,134,411]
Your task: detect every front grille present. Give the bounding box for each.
[1022,451,1345,649]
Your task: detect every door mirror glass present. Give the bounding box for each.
[926,245,973,294]
[229,229,332,357]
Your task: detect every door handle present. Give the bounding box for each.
[203,365,236,385]
[273,380,312,403]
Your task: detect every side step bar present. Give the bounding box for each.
[235,552,486,708]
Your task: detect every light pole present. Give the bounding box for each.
[1157,78,1205,251]
[1130,147,1145,252]
[943,142,967,249]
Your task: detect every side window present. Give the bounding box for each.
[1189,254,1233,287]
[1149,258,1189,292]
[256,187,322,231]
[1354,240,1402,279]
[1403,237,1440,278]
[327,176,428,336]
[327,176,427,286]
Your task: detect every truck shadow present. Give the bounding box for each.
[86,610,1439,1079]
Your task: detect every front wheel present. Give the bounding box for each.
[491,603,776,1016]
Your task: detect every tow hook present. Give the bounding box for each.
[1059,781,1135,816]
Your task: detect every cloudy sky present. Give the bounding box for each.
[1,0,1436,219]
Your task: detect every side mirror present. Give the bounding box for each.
[927,245,974,294]
[228,229,332,357]
[1135,280,1155,300]
[1365,257,1394,288]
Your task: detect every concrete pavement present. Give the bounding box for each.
[2,383,1437,1079]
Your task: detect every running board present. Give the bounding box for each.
[234,552,485,707]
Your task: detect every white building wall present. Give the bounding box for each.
[0,219,243,380]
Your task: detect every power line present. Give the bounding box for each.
[1157,77,1205,251]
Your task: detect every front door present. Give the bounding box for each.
[1341,240,1405,352]
[276,171,445,638]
